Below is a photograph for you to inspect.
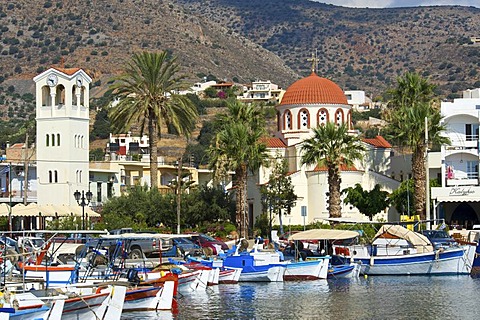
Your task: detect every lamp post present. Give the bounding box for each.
[74,189,93,230]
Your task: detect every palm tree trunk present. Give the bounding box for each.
[149,115,158,189]
[328,167,342,218]
[236,164,247,238]
[412,146,426,220]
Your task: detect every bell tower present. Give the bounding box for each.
[33,68,92,206]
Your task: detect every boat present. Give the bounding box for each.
[4,285,126,320]
[182,258,242,284]
[333,224,476,276]
[287,228,361,279]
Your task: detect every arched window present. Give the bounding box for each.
[51,134,55,147]
[335,109,344,126]
[55,85,65,105]
[81,135,84,149]
[54,170,58,183]
[41,86,49,106]
[284,110,292,130]
[46,134,49,147]
[48,170,52,183]
[57,133,60,146]
[277,112,281,131]
[79,170,82,183]
[317,108,329,126]
[298,108,310,129]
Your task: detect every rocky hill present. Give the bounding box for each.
[0,0,298,94]
[176,0,480,98]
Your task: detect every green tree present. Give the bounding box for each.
[260,159,298,237]
[390,179,415,216]
[208,99,268,237]
[301,122,365,218]
[342,184,390,221]
[386,72,449,219]
[109,51,198,189]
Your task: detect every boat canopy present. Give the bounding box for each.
[373,225,433,253]
[288,229,360,241]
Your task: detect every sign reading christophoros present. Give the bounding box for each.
[449,186,476,196]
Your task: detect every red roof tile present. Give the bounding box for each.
[52,67,81,76]
[262,137,286,148]
[280,72,348,105]
[313,163,359,172]
[362,136,392,148]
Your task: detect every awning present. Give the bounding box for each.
[288,229,360,241]
[0,204,101,218]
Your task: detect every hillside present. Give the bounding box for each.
[0,0,298,94]
[177,0,480,97]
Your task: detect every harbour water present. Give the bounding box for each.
[121,276,480,319]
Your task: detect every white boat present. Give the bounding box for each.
[333,224,476,276]
[287,228,361,279]
[4,285,125,320]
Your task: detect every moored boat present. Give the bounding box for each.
[333,224,476,276]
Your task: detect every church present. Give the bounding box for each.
[247,70,400,229]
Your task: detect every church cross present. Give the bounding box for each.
[307,50,319,73]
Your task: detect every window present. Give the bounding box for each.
[335,109,344,125]
[48,170,52,183]
[54,170,58,183]
[284,110,292,130]
[467,161,478,179]
[317,109,328,126]
[97,181,102,202]
[298,109,310,129]
[46,134,49,147]
[57,133,60,146]
[466,124,479,141]
[51,134,55,147]
[107,182,113,198]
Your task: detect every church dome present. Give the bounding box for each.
[280,73,348,105]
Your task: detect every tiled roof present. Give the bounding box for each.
[280,72,348,105]
[313,163,359,172]
[262,137,286,148]
[52,67,81,76]
[362,136,392,148]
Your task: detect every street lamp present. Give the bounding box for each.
[74,189,93,230]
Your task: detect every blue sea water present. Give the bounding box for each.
[122,276,480,320]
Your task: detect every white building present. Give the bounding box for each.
[431,89,480,229]
[239,80,284,103]
[247,72,399,230]
[345,90,373,111]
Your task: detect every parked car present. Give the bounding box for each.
[107,228,169,259]
[421,230,457,249]
[162,237,202,257]
[188,233,229,255]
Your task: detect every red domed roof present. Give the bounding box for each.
[280,73,347,105]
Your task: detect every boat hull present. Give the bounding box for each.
[353,246,473,276]
[283,258,330,280]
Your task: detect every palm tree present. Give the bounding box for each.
[109,51,198,189]
[208,99,268,237]
[387,72,449,220]
[301,122,364,218]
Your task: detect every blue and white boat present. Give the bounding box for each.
[193,240,330,282]
[333,224,475,276]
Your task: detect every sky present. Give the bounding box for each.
[313,0,480,8]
